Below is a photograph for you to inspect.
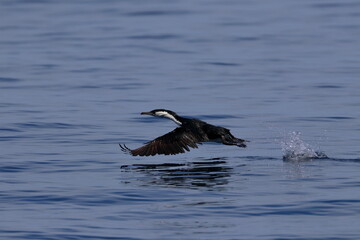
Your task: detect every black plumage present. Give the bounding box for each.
[120,109,247,156]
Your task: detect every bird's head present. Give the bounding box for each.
[141,109,178,117]
[141,109,182,125]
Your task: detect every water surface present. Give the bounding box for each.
[1,0,360,239]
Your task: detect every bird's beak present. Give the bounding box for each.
[141,112,153,115]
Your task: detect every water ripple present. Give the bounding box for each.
[14,122,97,130]
[0,77,21,82]
[203,62,240,67]
[0,128,22,132]
[127,34,181,40]
[121,160,232,189]
[125,10,191,17]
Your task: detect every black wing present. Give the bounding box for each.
[120,127,203,156]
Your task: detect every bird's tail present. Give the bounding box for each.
[221,135,248,148]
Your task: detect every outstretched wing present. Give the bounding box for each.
[120,127,204,156]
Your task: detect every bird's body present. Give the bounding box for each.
[120,109,248,156]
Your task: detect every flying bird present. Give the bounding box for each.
[120,109,248,156]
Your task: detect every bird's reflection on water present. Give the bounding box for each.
[121,158,233,189]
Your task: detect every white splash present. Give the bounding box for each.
[281,131,327,161]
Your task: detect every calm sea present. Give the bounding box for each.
[1,0,360,239]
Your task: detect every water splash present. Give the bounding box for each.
[281,131,328,161]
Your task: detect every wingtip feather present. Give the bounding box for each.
[119,144,133,155]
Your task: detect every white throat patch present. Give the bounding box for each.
[155,111,182,125]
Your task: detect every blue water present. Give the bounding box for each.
[1,0,360,239]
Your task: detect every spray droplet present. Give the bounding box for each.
[281,131,327,161]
